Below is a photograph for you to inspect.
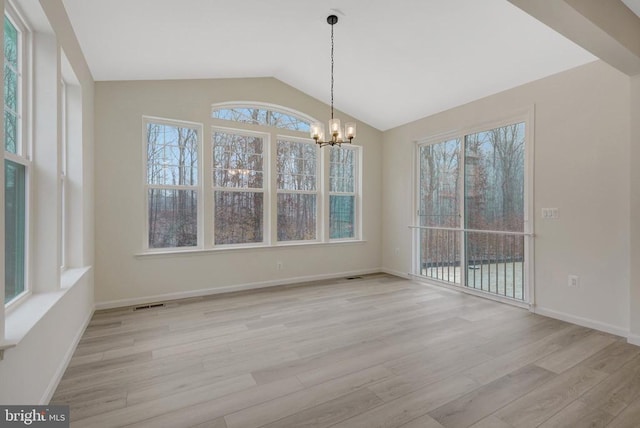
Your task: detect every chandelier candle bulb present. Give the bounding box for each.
[311,122,325,140]
[329,118,341,136]
[345,122,356,139]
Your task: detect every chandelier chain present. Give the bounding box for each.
[311,14,355,147]
[330,20,334,120]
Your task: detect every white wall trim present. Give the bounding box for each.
[533,305,629,339]
[95,268,382,310]
[381,267,411,279]
[40,306,94,404]
[627,333,640,347]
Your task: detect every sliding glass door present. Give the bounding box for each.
[415,120,531,303]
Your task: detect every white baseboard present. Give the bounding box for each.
[380,268,411,279]
[532,306,629,338]
[95,268,383,310]
[628,333,640,347]
[40,307,94,404]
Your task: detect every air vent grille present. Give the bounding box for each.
[134,303,165,311]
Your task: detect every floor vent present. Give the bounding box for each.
[134,303,165,311]
[346,276,363,280]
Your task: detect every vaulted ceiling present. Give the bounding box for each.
[62,0,596,130]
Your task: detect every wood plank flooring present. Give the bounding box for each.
[51,274,640,427]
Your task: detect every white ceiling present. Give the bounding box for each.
[62,0,595,131]
[623,0,640,17]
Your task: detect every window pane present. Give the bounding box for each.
[4,15,18,154]
[213,131,263,189]
[214,191,263,245]
[4,17,17,67]
[148,188,197,248]
[418,139,460,228]
[146,123,198,186]
[464,123,525,232]
[4,65,17,112]
[330,195,355,239]
[330,147,355,192]
[5,159,25,303]
[212,107,310,132]
[4,109,16,153]
[277,140,317,191]
[277,194,316,241]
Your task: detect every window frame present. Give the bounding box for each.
[211,126,270,248]
[142,116,204,252]
[4,3,31,310]
[275,136,320,244]
[59,78,67,272]
[328,145,360,241]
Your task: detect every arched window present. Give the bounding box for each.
[211,102,313,132]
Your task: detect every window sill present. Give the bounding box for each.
[2,267,91,352]
[135,239,368,258]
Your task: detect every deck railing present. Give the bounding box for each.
[412,226,530,302]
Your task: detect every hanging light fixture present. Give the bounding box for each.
[311,15,356,147]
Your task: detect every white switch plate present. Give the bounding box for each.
[542,208,559,219]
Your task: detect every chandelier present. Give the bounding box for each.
[311,15,356,147]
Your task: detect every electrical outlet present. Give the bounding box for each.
[568,275,579,288]
[277,261,283,270]
[394,247,400,256]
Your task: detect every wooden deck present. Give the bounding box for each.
[52,273,640,427]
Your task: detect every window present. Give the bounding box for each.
[212,104,311,132]
[277,139,318,241]
[60,49,83,275]
[213,130,265,245]
[141,103,362,252]
[329,146,358,239]
[415,120,530,303]
[4,11,28,305]
[145,118,200,249]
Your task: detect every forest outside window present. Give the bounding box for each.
[213,130,265,245]
[4,11,28,306]
[277,139,318,242]
[145,118,200,249]
[141,104,362,254]
[329,146,357,239]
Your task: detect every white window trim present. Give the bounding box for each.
[212,126,270,248]
[142,116,204,252]
[4,3,32,309]
[59,78,67,272]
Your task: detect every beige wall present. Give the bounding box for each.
[382,60,630,333]
[94,77,383,306]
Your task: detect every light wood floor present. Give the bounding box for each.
[52,274,640,428]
